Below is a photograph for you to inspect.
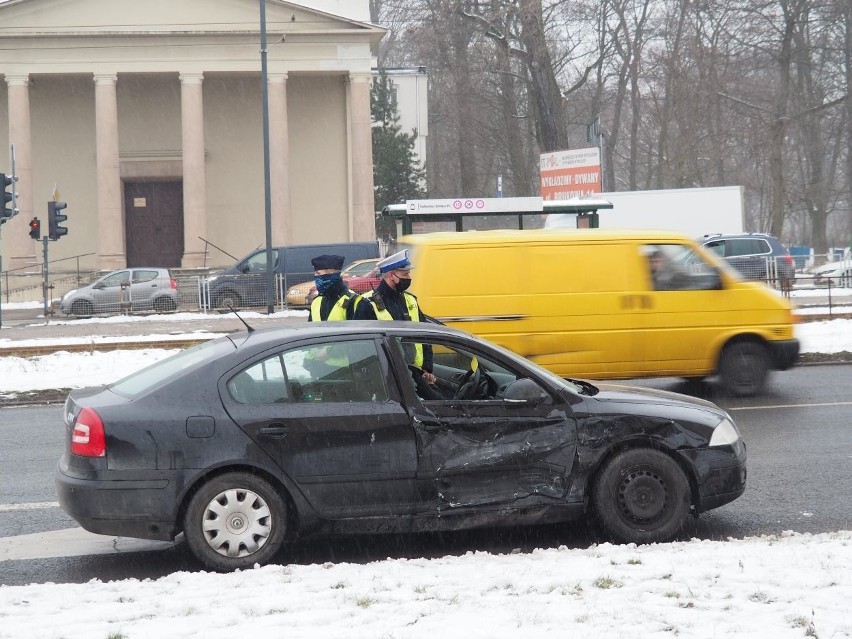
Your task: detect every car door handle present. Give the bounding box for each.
[257,424,289,439]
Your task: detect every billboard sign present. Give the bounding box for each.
[540,147,601,200]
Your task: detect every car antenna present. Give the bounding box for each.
[228,305,255,333]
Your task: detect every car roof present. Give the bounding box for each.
[698,233,776,240]
[225,320,473,351]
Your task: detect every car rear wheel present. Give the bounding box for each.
[718,341,769,397]
[153,296,177,312]
[184,472,288,572]
[70,299,94,316]
[214,290,242,309]
[592,448,690,544]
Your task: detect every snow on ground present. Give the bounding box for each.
[1,532,850,639]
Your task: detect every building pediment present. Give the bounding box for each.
[0,0,382,38]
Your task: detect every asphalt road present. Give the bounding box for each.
[0,362,850,586]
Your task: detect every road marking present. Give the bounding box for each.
[0,501,60,511]
[728,401,852,411]
[0,527,176,561]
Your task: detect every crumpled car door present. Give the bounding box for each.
[411,397,576,511]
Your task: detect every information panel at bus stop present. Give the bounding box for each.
[383,196,613,236]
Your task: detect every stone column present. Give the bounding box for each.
[179,73,207,268]
[347,72,376,241]
[94,73,125,270]
[268,73,291,247]
[5,74,36,269]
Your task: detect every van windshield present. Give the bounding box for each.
[243,249,278,273]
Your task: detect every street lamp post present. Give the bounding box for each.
[260,0,274,315]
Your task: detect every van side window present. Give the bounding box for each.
[644,244,721,291]
[244,250,278,273]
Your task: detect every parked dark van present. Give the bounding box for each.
[206,241,381,308]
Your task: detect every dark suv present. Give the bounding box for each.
[697,233,795,287]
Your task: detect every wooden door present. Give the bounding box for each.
[124,182,184,267]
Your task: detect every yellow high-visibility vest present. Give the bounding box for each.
[310,292,353,321]
[358,290,424,368]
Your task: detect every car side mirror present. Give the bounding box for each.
[92,282,104,289]
[239,264,250,274]
[502,378,549,406]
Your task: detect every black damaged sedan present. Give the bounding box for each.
[56,322,746,572]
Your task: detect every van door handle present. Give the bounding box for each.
[258,424,289,439]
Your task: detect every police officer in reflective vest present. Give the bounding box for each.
[353,249,438,394]
[308,254,356,321]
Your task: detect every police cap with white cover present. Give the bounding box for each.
[378,249,414,273]
[311,254,345,271]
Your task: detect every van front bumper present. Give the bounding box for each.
[768,338,799,370]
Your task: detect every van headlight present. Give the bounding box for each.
[709,417,740,447]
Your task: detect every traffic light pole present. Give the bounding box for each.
[42,236,50,321]
[0,230,4,330]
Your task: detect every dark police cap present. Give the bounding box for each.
[311,254,345,270]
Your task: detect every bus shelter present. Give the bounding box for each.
[381,197,614,237]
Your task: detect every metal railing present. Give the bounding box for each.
[27,259,852,318]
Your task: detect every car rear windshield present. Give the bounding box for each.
[109,338,236,398]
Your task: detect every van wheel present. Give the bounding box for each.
[70,299,94,316]
[592,448,690,544]
[718,341,769,397]
[214,290,242,309]
[184,472,288,572]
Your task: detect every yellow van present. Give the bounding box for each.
[404,229,799,396]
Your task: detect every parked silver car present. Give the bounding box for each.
[811,259,852,288]
[60,267,179,316]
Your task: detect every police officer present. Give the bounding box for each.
[353,249,439,396]
[308,254,356,321]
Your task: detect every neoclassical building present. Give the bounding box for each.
[0,0,383,272]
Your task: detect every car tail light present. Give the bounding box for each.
[71,407,106,457]
[170,278,179,290]
[783,256,793,265]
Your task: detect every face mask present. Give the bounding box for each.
[315,273,341,294]
[395,276,412,292]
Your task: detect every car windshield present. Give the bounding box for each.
[343,260,379,277]
[109,338,235,397]
[465,336,591,396]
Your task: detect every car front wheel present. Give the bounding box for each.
[70,299,94,316]
[184,472,288,572]
[592,448,690,544]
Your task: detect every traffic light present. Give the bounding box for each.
[1,172,18,225]
[48,200,68,240]
[29,217,41,240]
